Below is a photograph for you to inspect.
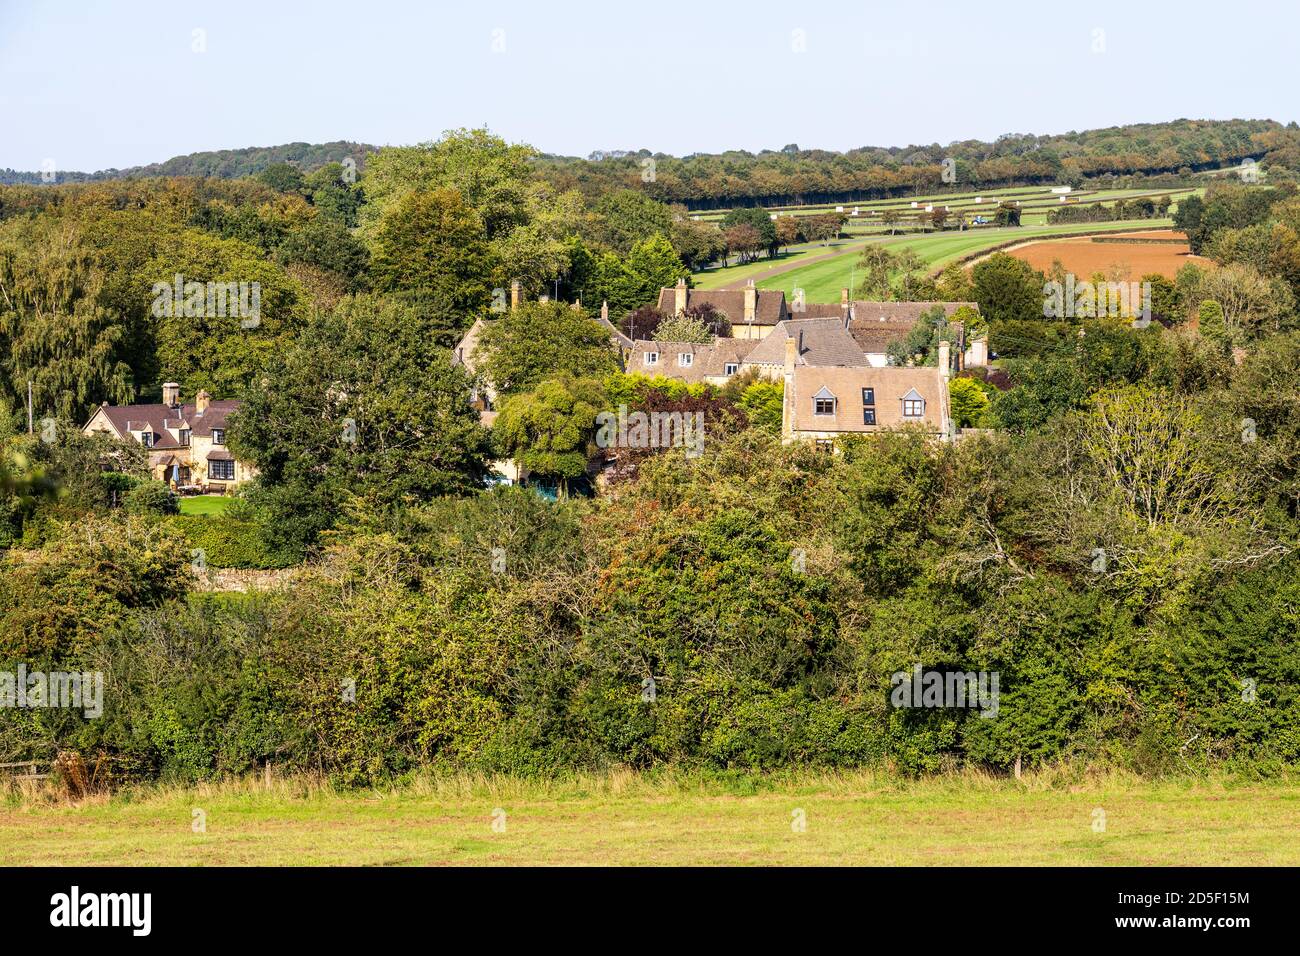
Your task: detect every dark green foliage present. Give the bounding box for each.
[124,481,178,516]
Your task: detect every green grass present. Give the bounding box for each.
[3,771,1297,865]
[178,494,233,516]
[742,218,1175,303]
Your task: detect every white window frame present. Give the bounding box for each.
[724,363,738,376]
[645,352,659,366]
[679,353,693,368]
[211,428,225,445]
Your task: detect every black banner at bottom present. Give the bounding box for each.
[0,865,1279,941]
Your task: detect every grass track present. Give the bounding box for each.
[704,218,1175,303]
[3,771,1297,866]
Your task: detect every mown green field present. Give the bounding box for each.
[700,218,1176,303]
[178,494,233,516]
[3,771,1296,866]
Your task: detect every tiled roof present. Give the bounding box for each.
[655,286,789,327]
[790,302,849,320]
[627,338,757,383]
[846,302,976,355]
[94,398,239,449]
[745,318,867,368]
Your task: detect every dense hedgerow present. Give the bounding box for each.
[2,374,1297,784]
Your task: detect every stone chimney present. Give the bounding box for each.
[674,277,688,314]
[743,280,757,323]
[938,340,951,379]
[195,389,211,415]
[162,381,180,407]
[841,287,849,308]
[784,333,797,378]
[510,280,521,311]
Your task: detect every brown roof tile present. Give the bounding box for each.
[655,286,789,327]
[745,318,867,368]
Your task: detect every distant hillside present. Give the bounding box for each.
[539,118,1298,209]
[0,141,377,185]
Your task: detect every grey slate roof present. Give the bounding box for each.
[744,318,869,368]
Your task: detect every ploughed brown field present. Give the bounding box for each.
[1009,230,1211,280]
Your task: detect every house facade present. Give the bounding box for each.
[82,382,256,491]
[781,337,952,446]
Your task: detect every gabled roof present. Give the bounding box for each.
[91,398,240,449]
[745,318,868,368]
[847,300,977,353]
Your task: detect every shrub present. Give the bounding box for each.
[169,514,295,569]
[124,481,179,516]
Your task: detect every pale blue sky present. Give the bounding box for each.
[2,0,1296,171]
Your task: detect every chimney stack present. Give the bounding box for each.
[674,277,688,314]
[195,389,211,415]
[840,287,849,308]
[743,280,757,324]
[938,340,951,379]
[162,381,180,407]
[784,333,797,377]
[510,280,521,311]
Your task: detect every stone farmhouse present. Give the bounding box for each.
[82,381,256,491]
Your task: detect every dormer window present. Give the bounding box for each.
[812,385,836,416]
[140,431,154,448]
[679,353,693,368]
[724,363,738,376]
[179,428,191,447]
[645,352,659,366]
[212,428,225,445]
[901,388,925,418]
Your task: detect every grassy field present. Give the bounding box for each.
[3,771,1297,866]
[178,494,232,516]
[715,218,1176,303]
